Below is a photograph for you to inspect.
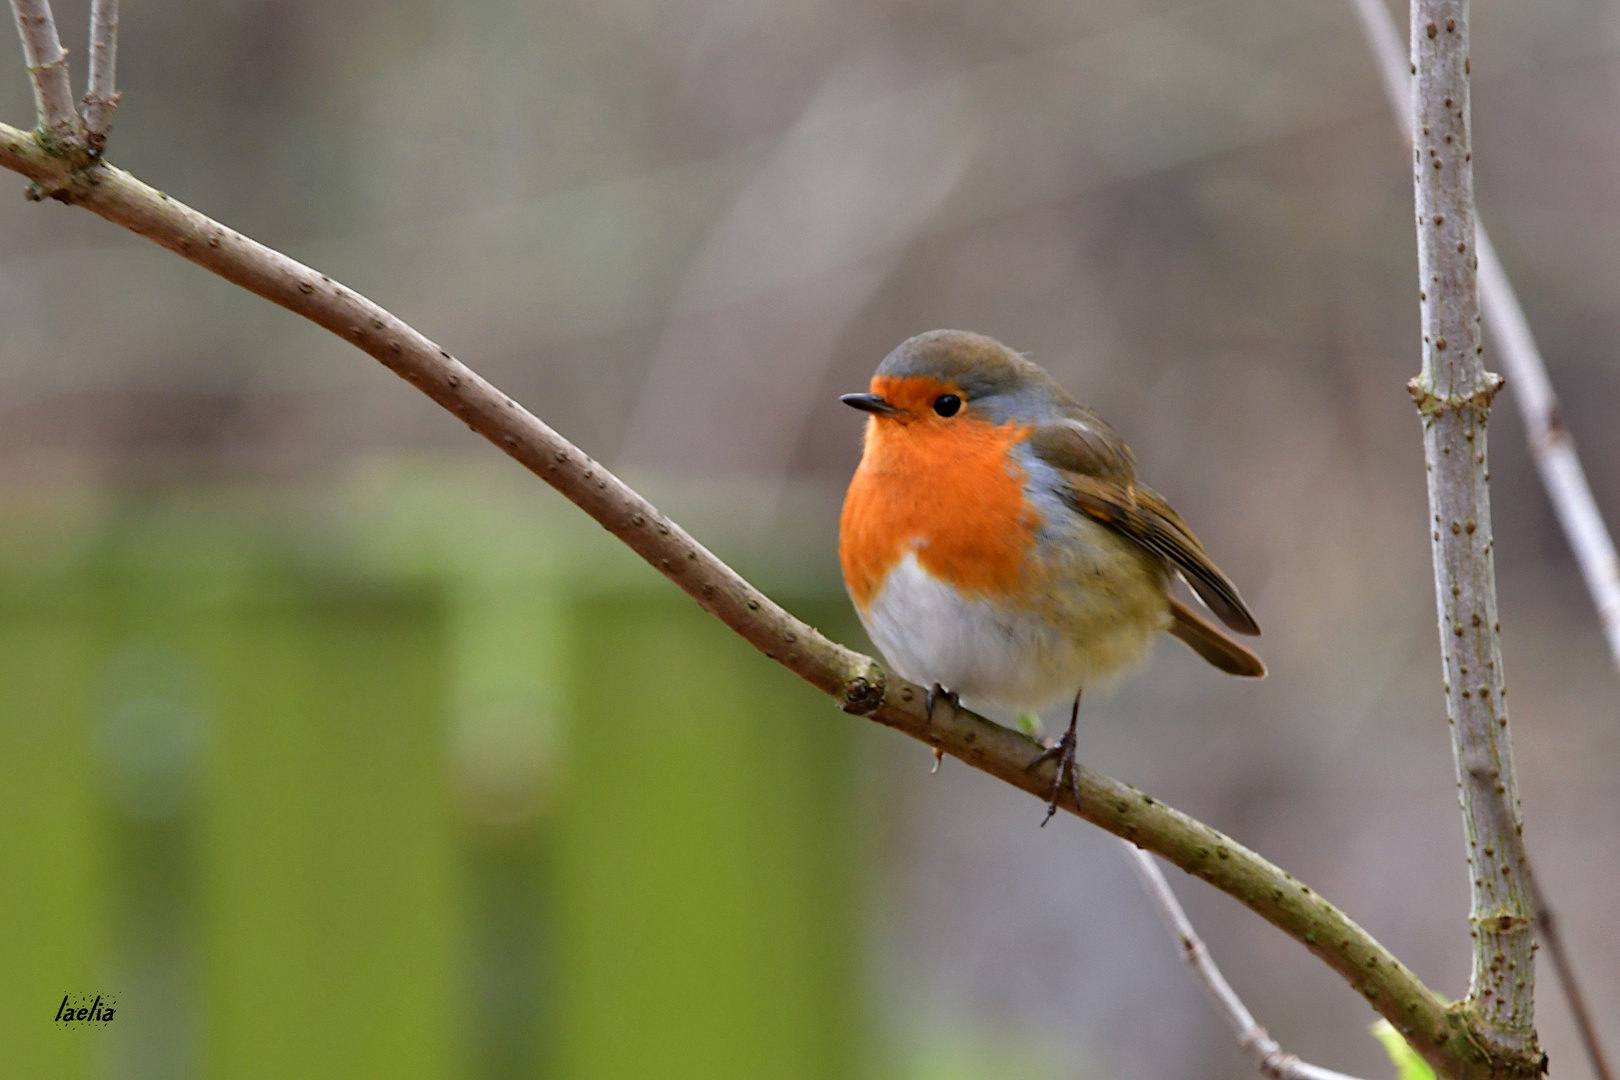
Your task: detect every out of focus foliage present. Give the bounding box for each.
[1372,1020,1439,1080]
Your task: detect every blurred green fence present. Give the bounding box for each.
[0,488,863,1080]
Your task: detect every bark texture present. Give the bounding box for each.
[1408,0,1539,1070]
[8,0,78,136]
[83,0,120,145]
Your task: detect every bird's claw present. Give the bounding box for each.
[924,683,958,722]
[924,685,958,774]
[1025,725,1082,826]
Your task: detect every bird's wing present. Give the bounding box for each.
[1024,413,1136,485]
[1028,419,1261,636]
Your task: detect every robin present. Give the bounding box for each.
[839,329,1264,823]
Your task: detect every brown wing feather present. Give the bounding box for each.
[1025,416,1136,487]
[1167,597,1266,677]
[1028,421,1261,636]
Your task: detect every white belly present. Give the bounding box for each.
[856,547,1168,712]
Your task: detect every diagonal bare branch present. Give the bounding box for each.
[9,0,79,136]
[1528,902,1617,1080]
[1121,840,1367,1080]
[1349,0,1620,679]
[83,0,119,146]
[1473,233,1620,675]
[0,117,1521,1080]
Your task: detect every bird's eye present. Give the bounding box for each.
[933,394,962,417]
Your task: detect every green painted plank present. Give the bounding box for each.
[557,590,861,1080]
[200,588,454,1080]
[91,577,213,1080]
[443,573,566,1080]
[0,612,102,1080]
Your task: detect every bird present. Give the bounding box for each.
[838,329,1264,823]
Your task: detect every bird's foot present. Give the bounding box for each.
[924,685,958,774]
[1024,723,1081,827]
[924,683,959,722]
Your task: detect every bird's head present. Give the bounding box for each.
[841,329,1073,432]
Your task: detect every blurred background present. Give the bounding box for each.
[1,0,1617,1077]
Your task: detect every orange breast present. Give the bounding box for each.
[840,406,1041,611]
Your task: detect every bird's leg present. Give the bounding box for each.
[925,684,957,774]
[1024,689,1083,826]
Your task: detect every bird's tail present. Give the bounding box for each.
[1167,596,1266,678]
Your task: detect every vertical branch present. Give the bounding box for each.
[1354,3,1616,1074]
[83,0,120,147]
[8,0,78,137]
[1408,0,1538,1056]
[1351,0,1620,679]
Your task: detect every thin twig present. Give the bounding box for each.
[8,0,79,136]
[1407,0,1539,1059]
[1526,885,1616,1080]
[1469,768,1616,1080]
[1475,233,1620,674]
[1121,840,1367,1080]
[0,118,1517,1080]
[1346,0,1416,143]
[83,0,119,147]
[1349,0,1620,677]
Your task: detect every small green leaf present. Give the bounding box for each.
[1371,1019,1437,1080]
[1015,710,1043,739]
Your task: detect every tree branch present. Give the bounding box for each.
[0,118,1519,1080]
[1121,840,1367,1080]
[8,0,79,137]
[1349,0,1620,680]
[1353,3,1615,1076]
[1407,0,1540,1067]
[83,0,119,147]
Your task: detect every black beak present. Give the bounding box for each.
[841,393,901,416]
